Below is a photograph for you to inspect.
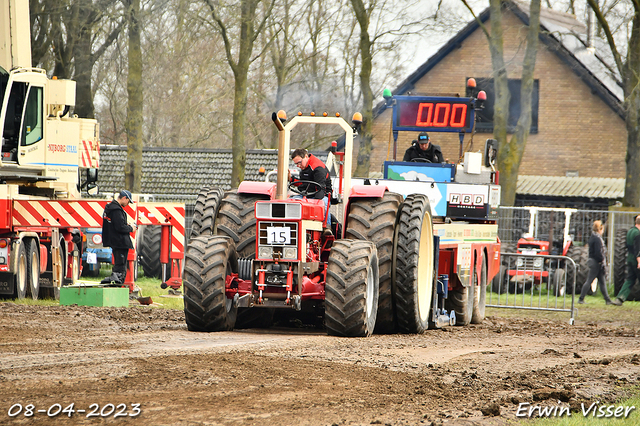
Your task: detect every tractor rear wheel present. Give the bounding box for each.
[140,226,163,278]
[614,228,627,296]
[471,254,487,324]
[394,194,435,333]
[190,186,224,240]
[345,192,403,334]
[325,240,379,337]
[183,236,238,332]
[216,191,265,258]
[567,244,588,296]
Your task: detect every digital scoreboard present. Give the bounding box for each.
[392,96,475,133]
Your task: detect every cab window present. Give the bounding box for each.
[21,86,43,146]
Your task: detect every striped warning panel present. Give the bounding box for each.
[137,204,186,253]
[12,200,113,228]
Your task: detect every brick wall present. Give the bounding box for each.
[367,10,626,179]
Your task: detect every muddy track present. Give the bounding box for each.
[1,303,640,425]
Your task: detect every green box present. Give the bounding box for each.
[59,286,129,307]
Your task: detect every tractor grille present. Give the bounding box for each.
[257,221,298,260]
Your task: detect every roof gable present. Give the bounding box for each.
[375,0,623,118]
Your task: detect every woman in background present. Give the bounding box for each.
[578,220,613,304]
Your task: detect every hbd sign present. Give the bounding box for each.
[449,194,485,206]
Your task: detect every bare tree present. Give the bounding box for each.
[202,0,275,187]
[588,0,640,206]
[462,0,541,206]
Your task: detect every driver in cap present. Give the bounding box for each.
[402,132,445,163]
[290,148,332,232]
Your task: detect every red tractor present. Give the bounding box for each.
[184,91,499,336]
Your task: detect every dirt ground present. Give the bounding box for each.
[2,303,640,426]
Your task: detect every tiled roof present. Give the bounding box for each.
[517,175,624,199]
[97,146,328,202]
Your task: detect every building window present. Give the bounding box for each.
[472,78,539,134]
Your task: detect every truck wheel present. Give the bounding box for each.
[491,265,507,294]
[183,236,238,332]
[325,240,379,337]
[190,186,224,240]
[394,194,435,333]
[614,228,627,296]
[471,254,487,324]
[216,191,266,258]
[26,239,40,300]
[140,226,163,278]
[13,241,28,299]
[39,238,66,300]
[447,280,475,326]
[345,191,403,334]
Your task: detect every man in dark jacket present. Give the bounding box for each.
[290,148,332,231]
[402,132,445,163]
[100,190,135,284]
[612,215,640,305]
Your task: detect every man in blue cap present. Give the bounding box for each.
[100,190,136,285]
[402,132,445,163]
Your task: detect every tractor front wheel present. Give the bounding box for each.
[325,240,379,337]
[183,236,238,332]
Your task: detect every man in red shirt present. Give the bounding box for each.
[290,148,332,232]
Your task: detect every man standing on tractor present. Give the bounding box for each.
[101,190,136,285]
[290,148,332,234]
[612,215,640,305]
[402,132,445,163]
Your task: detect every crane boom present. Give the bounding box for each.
[0,0,32,71]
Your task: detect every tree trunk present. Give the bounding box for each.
[500,0,540,206]
[350,0,373,177]
[124,0,143,192]
[623,9,640,207]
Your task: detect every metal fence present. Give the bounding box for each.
[487,252,578,324]
[497,207,640,284]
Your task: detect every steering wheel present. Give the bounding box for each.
[289,180,323,198]
[410,158,432,163]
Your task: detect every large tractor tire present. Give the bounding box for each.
[471,253,487,324]
[215,191,265,259]
[190,186,224,240]
[566,244,588,296]
[183,236,238,332]
[140,226,163,278]
[394,194,435,333]
[345,192,403,334]
[325,240,379,337]
[614,228,628,296]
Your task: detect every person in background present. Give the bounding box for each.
[402,132,444,163]
[101,190,136,285]
[612,215,640,305]
[578,220,613,304]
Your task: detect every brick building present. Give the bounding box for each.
[368,1,625,205]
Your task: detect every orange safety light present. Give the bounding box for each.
[322,111,328,117]
[335,112,340,117]
[298,111,303,116]
[352,112,363,125]
[277,110,287,121]
[467,78,476,88]
[310,112,315,116]
[477,90,487,101]
[258,166,266,174]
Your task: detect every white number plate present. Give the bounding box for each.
[266,227,291,245]
[87,252,98,264]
